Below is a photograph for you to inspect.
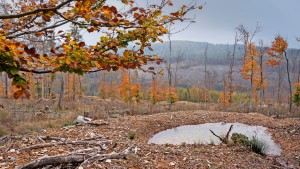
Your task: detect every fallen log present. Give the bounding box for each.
[16,147,133,169]
[16,153,87,169]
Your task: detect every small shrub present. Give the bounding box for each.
[128,131,136,140]
[231,133,251,147]
[250,136,267,156]
[231,133,267,156]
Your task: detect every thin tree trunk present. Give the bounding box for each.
[67,73,70,100]
[228,36,236,103]
[259,40,265,103]
[73,74,76,101]
[167,26,172,111]
[284,52,292,112]
[249,54,254,111]
[58,75,65,110]
[79,76,82,97]
[4,73,8,98]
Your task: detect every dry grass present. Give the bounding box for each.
[0,96,299,136]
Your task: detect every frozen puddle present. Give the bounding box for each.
[148,123,281,155]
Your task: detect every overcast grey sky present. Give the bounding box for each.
[168,0,300,48]
[81,0,300,48]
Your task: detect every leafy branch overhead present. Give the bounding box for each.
[0,0,202,98]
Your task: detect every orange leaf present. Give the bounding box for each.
[14,90,23,99]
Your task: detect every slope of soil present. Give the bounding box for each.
[0,110,299,168]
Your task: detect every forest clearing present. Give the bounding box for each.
[0,98,299,168]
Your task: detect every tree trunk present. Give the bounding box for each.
[72,74,76,101]
[284,52,292,113]
[57,75,64,110]
[4,73,8,98]
[228,34,236,103]
[79,75,82,97]
[167,26,172,111]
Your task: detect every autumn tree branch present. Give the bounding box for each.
[0,0,75,19]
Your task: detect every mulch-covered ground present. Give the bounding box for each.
[0,110,299,168]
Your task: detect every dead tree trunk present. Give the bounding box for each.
[227,33,237,103]
[284,52,292,112]
[167,26,173,111]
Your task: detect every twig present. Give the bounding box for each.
[86,121,109,126]
[81,135,109,141]
[36,136,46,143]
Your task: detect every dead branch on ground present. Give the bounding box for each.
[210,124,233,144]
[16,147,133,169]
[19,140,112,151]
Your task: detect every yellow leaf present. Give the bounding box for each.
[70,40,76,45]
[63,45,71,52]
[66,58,71,65]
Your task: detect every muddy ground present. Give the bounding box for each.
[0,110,299,168]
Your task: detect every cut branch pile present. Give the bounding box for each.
[2,134,133,169]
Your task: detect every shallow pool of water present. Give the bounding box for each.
[148,122,281,155]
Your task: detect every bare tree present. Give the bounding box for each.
[284,50,292,112]
[227,32,238,103]
[236,24,262,59]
